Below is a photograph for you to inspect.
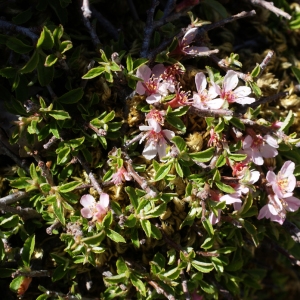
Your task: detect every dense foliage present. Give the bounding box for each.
[1,0,300,299]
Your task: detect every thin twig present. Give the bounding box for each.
[189,106,234,118]
[147,280,176,300]
[248,0,291,20]
[0,136,30,174]
[283,220,300,243]
[127,0,139,20]
[46,220,62,235]
[0,20,38,42]
[12,270,50,278]
[29,151,55,186]
[0,204,40,220]
[43,136,60,149]
[81,0,92,18]
[180,269,191,300]
[198,10,256,36]
[77,154,103,195]
[257,50,274,78]
[162,0,176,20]
[0,191,28,205]
[140,0,159,58]
[90,7,119,41]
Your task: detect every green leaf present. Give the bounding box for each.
[126,54,133,71]
[0,240,5,261]
[189,147,214,162]
[102,111,115,123]
[145,203,167,218]
[279,110,294,132]
[202,218,214,237]
[59,40,72,54]
[150,223,162,239]
[52,265,68,281]
[239,192,253,217]
[172,136,186,152]
[154,163,172,181]
[130,273,146,296]
[9,276,26,293]
[215,181,236,194]
[132,58,148,71]
[228,153,247,162]
[53,199,65,225]
[37,59,54,86]
[56,146,70,165]
[175,160,184,177]
[82,66,105,79]
[140,219,151,237]
[102,211,113,228]
[199,279,216,294]
[116,257,129,274]
[67,136,85,148]
[53,25,64,47]
[0,67,17,78]
[125,186,138,210]
[292,66,300,83]
[106,229,126,243]
[229,117,245,131]
[57,87,84,104]
[204,0,228,17]
[48,110,71,120]
[45,54,58,67]
[0,215,20,228]
[58,181,81,193]
[12,8,33,25]
[81,231,105,245]
[37,26,54,50]
[191,260,214,273]
[216,154,226,168]
[10,177,31,189]
[251,63,261,78]
[19,50,39,74]
[165,115,186,132]
[6,37,33,53]
[21,235,35,267]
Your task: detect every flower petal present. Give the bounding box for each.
[81,207,93,218]
[99,193,110,208]
[80,194,95,207]
[233,86,251,97]
[136,64,151,81]
[182,28,197,46]
[223,70,238,92]
[233,96,255,105]
[285,196,300,212]
[266,171,276,184]
[195,72,207,93]
[280,161,295,177]
[142,140,157,160]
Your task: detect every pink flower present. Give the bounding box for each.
[193,72,223,109]
[258,194,300,224]
[139,125,175,160]
[112,166,131,185]
[213,70,255,106]
[266,161,296,198]
[80,193,109,222]
[220,169,260,211]
[135,64,173,104]
[242,134,279,165]
[179,28,209,56]
[145,109,166,132]
[209,209,221,225]
[167,86,193,109]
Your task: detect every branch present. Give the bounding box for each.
[189,106,234,118]
[283,220,300,243]
[248,0,291,20]
[0,191,28,205]
[80,4,101,48]
[257,50,274,78]
[0,204,40,220]
[0,129,30,175]
[198,10,256,36]
[46,220,62,235]
[147,280,176,300]
[77,154,103,195]
[90,7,119,41]
[140,0,159,58]
[43,136,60,150]
[180,269,191,300]
[81,0,92,18]
[12,270,50,278]
[29,151,55,186]
[0,20,38,42]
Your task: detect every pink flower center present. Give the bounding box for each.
[146,109,164,125]
[277,177,289,193]
[221,90,235,103]
[251,135,263,148]
[142,78,159,94]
